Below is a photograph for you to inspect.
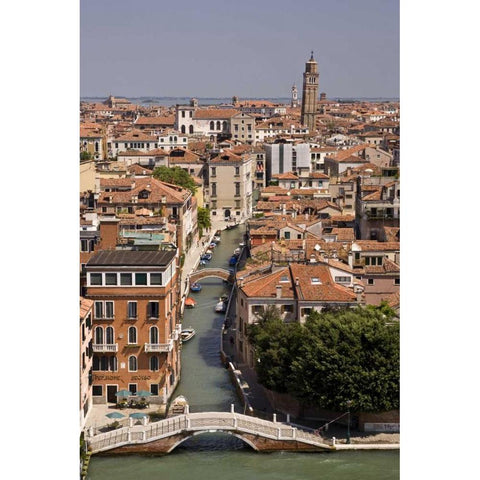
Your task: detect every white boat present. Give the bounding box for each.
[233,247,241,256]
[181,328,196,342]
[168,395,189,417]
[213,236,221,243]
[215,301,226,313]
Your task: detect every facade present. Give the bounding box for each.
[80,297,94,429]
[291,83,298,108]
[230,112,256,144]
[85,249,181,405]
[300,52,319,132]
[207,150,253,221]
[265,143,311,183]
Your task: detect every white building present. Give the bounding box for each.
[265,143,311,183]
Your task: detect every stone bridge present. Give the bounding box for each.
[86,411,333,455]
[189,268,234,284]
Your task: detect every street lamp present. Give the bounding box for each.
[346,400,352,444]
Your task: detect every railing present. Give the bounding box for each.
[92,343,118,352]
[145,340,173,353]
[86,411,332,454]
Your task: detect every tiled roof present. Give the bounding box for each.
[193,109,239,119]
[354,241,400,252]
[80,297,94,318]
[240,267,294,299]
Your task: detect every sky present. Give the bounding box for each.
[80,0,399,99]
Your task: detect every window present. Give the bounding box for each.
[94,302,104,319]
[211,167,216,177]
[92,385,103,396]
[105,273,117,286]
[395,278,400,285]
[105,326,114,344]
[311,277,321,284]
[147,301,159,319]
[235,166,240,175]
[301,308,312,317]
[90,273,102,286]
[284,231,291,239]
[335,276,351,284]
[150,273,162,285]
[368,279,375,285]
[105,302,114,319]
[210,121,214,130]
[94,326,103,344]
[128,356,137,372]
[280,275,289,283]
[211,183,217,197]
[127,302,137,319]
[150,356,159,371]
[150,326,159,344]
[129,384,137,395]
[120,273,132,285]
[181,111,185,118]
[150,384,159,395]
[135,273,147,285]
[189,125,194,134]
[235,183,240,196]
[252,305,264,315]
[128,326,137,344]
[281,304,294,313]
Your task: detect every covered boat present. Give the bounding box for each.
[229,256,238,266]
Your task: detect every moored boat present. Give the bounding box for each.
[185,297,196,308]
[200,253,212,261]
[215,301,226,313]
[167,395,189,417]
[180,328,196,342]
[190,282,202,292]
[229,255,238,266]
[213,235,221,243]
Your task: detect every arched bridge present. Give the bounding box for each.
[86,411,333,454]
[189,268,234,284]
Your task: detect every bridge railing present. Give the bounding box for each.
[86,412,331,453]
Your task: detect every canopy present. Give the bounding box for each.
[115,389,132,397]
[106,412,125,419]
[129,412,148,419]
[136,390,152,397]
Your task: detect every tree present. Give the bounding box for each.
[248,307,399,413]
[197,207,211,237]
[80,151,93,160]
[152,166,197,194]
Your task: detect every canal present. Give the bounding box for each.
[88,226,399,479]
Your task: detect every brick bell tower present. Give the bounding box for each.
[300,51,319,132]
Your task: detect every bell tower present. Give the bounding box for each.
[300,51,319,132]
[291,83,298,108]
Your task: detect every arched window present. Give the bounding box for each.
[189,125,193,134]
[222,121,227,131]
[105,326,114,344]
[150,356,159,371]
[95,141,99,152]
[181,125,186,134]
[210,121,214,130]
[94,326,103,344]
[216,121,221,130]
[128,355,137,372]
[150,326,159,344]
[174,136,177,142]
[128,326,137,344]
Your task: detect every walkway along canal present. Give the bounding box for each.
[87,226,400,479]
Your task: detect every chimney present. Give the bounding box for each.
[98,217,120,250]
[295,277,299,286]
[276,285,282,298]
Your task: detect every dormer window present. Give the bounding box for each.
[311,277,321,284]
[280,275,289,283]
[139,190,150,199]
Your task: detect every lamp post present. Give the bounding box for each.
[346,400,352,444]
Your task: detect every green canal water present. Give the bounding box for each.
[88,227,400,479]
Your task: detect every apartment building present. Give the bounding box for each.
[207,150,253,221]
[80,297,94,428]
[85,248,181,406]
[265,142,311,184]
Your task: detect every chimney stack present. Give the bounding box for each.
[276,285,282,298]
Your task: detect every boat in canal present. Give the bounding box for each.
[180,328,196,342]
[229,255,238,266]
[201,253,212,261]
[167,395,189,417]
[190,282,202,292]
[213,235,221,243]
[214,300,226,313]
[185,297,196,308]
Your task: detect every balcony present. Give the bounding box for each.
[145,340,173,353]
[92,343,118,353]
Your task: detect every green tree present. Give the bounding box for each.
[152,166,197,194]
[197,207,211,237]
[248,307,399,413]
[80,151,93,160]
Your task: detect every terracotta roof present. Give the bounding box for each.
[290,263,357,302]
[135,115,175,125]
[210,150,244,163]
[114,130,158,142]
[354,241,400,252]
[240,267,294,299]
[273,172,299,180]
[80,297,94,318]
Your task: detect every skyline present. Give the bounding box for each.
[81,0,399,99]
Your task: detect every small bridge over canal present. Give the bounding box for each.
[189,268,234,284]
[86,411,333,455]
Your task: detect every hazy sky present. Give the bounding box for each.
[80,0,399,99]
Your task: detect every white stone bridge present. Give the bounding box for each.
[188,268,234,284]
[86,411,333,455]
